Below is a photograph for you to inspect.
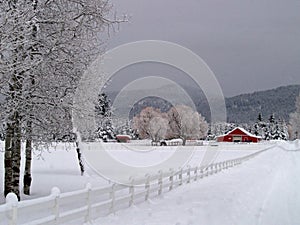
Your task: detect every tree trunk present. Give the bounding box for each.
[4,124,14,197]
[76,141,84,175]
[23,0,37,194]
[11,113,22,201]
[5,111,22,201]
[182,138,186,146]
[23,121,33,195]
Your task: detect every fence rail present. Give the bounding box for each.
[0,147,271,225]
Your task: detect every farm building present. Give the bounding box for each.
[217,127,262,143]
[116,135,131,143]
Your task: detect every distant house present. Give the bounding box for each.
[116,135,131,143]
[217,127,262,143]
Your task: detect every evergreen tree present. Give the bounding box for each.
[115,120,138,139]
[269,114,275,123]
[95,93,112,117]
[95,93,115,141]
[257,113,263,122]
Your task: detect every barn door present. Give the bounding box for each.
[233,136,242,142]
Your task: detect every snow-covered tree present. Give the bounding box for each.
[167,105,208,145]
[269,114,275,123]
[209,122,237,139]
[133,107,167,141]
[252,113,288,140]
[257,113,263,122]
[0,0,121,199]
[95,93,115,141]
[149,116,169,142]
[95,93,112,118]
[290,93,300,139]
[115,120,138,139]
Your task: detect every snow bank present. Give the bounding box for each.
[277,139,300,151]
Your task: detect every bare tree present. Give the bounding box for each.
[0,0,122,199]
[290,93,300,139]
[148,116,169,142]
[133,107,168,142]
[168,105,208,145]
[133,105,208,145]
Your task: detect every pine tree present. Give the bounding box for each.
[257,113,263,122]
[95,93,115,141]
[115,120,138,139]
[95,93,112,118]
[269,114,275,123]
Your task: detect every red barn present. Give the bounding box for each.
[217,127,262,143]
[116,135,131,143]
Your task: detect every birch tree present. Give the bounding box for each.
[0,0,122,199]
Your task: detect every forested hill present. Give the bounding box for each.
[226,85,300,123]
[106,84,300,124]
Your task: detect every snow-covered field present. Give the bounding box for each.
[0,141,268,203]
[96,141,300,225]
[1,141,299,225]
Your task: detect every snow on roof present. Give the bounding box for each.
[217,127,262,139]
[116,134,132,139]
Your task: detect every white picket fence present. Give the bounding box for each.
[0,147,271,225]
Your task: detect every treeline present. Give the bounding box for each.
[117,84,300,124]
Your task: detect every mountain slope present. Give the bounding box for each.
[226,85,300,123]
[106,84,300,124]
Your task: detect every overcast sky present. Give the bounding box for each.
[108,0,300,97]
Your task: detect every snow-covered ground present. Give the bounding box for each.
[0,142,110,204]
[0,141,268,204]
[95,141,300,225]
[1,141,299,225]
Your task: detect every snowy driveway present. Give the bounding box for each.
[95,146,300,225]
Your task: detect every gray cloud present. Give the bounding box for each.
[109,0,300,96]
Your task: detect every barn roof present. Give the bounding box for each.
[217,127,262,139]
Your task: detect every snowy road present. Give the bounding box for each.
[95,144,300,225]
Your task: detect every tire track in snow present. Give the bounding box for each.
[256,148,300,225]
[256,149,284,225]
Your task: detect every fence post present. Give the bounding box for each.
[209,164,213,175]
[6,193,18,225]
[187,166,191,183]
[194,166,198,181]
[85,183,92,223]
[129,177,135,206]
[200,167,204,179]
[217,163,221,172]
[110,184,116,213]
[212,164,216,174]
[169,168,174,191]
[145,174,150,201]
[179,168,183,186]
[51,187,61,223]
[158,170,163,195]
